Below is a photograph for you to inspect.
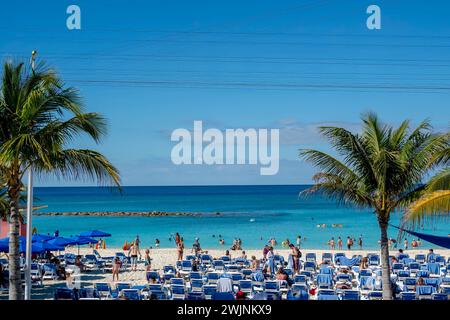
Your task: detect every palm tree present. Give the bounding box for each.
[0,60,121,299]
[299,113,448,300]
[402,147,450,227]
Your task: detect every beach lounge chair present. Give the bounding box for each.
[185,255,196,261]
[436,255,446,266]
[264,280,280,294]
[400,292,417,300]
[212,260,225,271]
[54,287,75,300]
[201,254,213,266]
[146,270,160,283]
[42,263,58,280]
[316,274,333,289]
[78,288,100,300]
[359,276,375,291]
[238,280,253,294]
[424,277,441,289]
[392,263,404,274]
[336,273,352,283]
[203,284,217,300]
[171,277,185,286]
[416,270,430,278]
[322,253,333,263]
[294,274,307,285]
[207,272,220,284]
[212,292,235,300]
[163,273,175,283]
[292,284,308,295]
[304,261,316,273]
[229,272,243,286]
[164,265,176,274]
[317,289,338,300]
[359,269,373,278]
[367,291,383,300]
[397,270,410,281]
[93,249,114,262]
[415,254,426,264]
[171,284,186,300]
[121,289,141,300]
[180,260,192,272]
[189,271,202,281]
[305,253,316,263]
[187,291,204,300]
[408,262,420,274]
[300,270,313,280]
[416,285,435,300]
[84,254,103,270]
[95,282,113,299]
[341,290,360,300]
[241,268,253,278]
[319,266,333,275]
[30,263,42,286]
[427,263,440,275]
[440,286,450,298]
[403,278,417,292]
[190,279,204,292]
[432,293,448,301]
[221,256,231,263]
[368,254,380,266]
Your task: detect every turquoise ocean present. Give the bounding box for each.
[32,185,448,250]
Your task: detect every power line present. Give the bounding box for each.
[66,78,450,91]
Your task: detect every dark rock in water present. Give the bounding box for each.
[216,212,221,215]
[35,211,201,217]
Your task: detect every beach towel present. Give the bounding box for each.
[335,256,361,266]
[216,277,233,293]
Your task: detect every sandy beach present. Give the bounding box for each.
[61,246,450,285]
[1,246,446,300]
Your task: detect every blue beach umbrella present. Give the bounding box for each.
[78,230,111,238]
[68,235,98,245]
[0,236,64,253]
[32,234,55,242]
[31,241,64,253]
[68,235,98,255]
[47,236,77,247]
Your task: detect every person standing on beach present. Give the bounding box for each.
[112,256,121,282]
[289,244,301,274]
[346,236,352,250]
[129,241,141,271]
[177,237,184,261]
[358,235,363,250]
[175,233,181,246]
[330,237,335,250]
[338,237,343,250]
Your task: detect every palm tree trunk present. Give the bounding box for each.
[378,217,393,300]
[7,170,23,300]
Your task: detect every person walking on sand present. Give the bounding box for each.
[129,241,141,271]
[177,237,184,261]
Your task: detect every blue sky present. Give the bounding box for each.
[1,0,450,186]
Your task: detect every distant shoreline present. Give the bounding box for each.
[34,211,216,217]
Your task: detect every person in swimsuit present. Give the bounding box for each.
[177,237,184,261]
[129,241,141,271]
[112,256,121,282]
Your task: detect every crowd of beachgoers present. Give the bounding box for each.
[1,230,449,300]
